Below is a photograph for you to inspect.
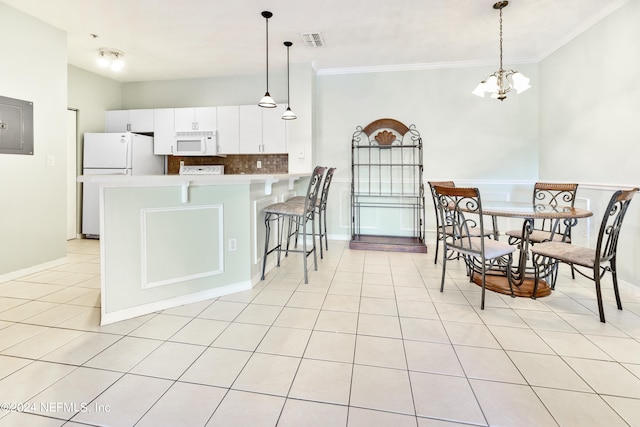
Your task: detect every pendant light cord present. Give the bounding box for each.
[286,44,291,108]
[265,16,270,92]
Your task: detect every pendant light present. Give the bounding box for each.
[472,1,531,101]
[258,11,277,108]
[282,41,297,120]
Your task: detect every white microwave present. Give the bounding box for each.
[173,131,217,156]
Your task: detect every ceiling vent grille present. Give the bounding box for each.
[300,32,325,48]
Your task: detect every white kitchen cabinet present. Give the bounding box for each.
[153,108,175,155]
[239,104,287,154]
[174,107,217,132]
[239,105,263,154]
[262,105,287,153]
[216,106,240,154]
[106,109,154,133]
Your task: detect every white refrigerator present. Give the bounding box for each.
[82,132,165,237]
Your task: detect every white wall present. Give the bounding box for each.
[539,0,640,284]
[68,65,122,136]
[315,64,539,240]
[0,3,67,278]
[539,1,640,185]
[67,65,123,235]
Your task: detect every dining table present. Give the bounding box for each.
[468,201,593,298]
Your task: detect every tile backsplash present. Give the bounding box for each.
[167,154,288,175]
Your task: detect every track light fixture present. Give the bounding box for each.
[97,48,125,72]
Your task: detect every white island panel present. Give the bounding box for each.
[84,173,309,325]
[141,204,224,288]
[101,185,250,324]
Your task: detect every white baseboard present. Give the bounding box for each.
[100,281,252,325]
[0,257,68,284]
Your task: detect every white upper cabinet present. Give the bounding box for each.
[174,107,217,132]
[262,105,287,154]
[216,106,240,154]
[153,108,175,155]
[239,104,287,154]
[106,109,154,133]
[107,104,287,156]
[238,105,263,154]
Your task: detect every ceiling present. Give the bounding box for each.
[3,0,627,82]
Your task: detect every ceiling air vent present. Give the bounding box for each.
[300,32,325,48]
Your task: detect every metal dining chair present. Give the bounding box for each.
[428,180,497,265]
[506,182,579,245]
[434,185,516,309]
[428,181,456,264]
[531,188,638,322]
[261,166,326,284]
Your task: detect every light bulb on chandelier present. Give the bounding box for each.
[472,1,530,101]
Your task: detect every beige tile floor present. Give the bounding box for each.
[1,238,640,426]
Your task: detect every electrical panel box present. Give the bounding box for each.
[0,95,34,155]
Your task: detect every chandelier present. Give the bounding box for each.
[472,1,530,101]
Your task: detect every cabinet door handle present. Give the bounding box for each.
[127,123,131,131]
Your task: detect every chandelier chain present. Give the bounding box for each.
[499,6,504,71]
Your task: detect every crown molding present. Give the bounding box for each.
[317,58,538,76]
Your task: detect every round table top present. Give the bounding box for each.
[480,201,593,219]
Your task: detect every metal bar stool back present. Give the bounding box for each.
[286,167,336,259]
[261,166,326,284]
[317,167,336,256]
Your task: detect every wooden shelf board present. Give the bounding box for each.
[349,235,428,253]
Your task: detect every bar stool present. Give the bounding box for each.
[261,166,326,284]
[286,167,336,259]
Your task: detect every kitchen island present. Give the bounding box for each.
[77,173,309,325]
